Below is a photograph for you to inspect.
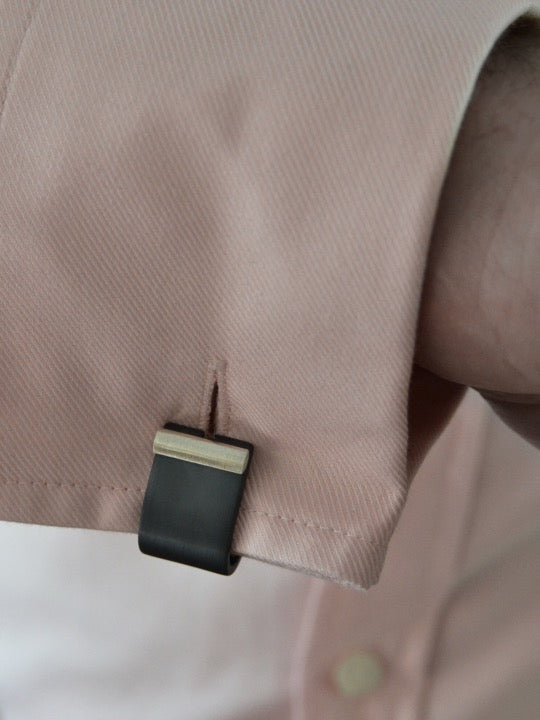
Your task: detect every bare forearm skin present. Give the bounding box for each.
[413,16,540,450]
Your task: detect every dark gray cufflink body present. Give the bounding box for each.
[138,422,254,575]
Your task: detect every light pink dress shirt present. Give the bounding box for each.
[1,1,539,718]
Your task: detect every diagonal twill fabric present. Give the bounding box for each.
[1,0,539,591]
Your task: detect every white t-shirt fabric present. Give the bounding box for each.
[0,522,310,720]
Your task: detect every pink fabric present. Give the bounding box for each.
[1,389,538,719]
[0,0,539,592]
[1,3,540,718]
[293,389,540,719]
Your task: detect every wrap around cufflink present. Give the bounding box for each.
[138,422,254,575]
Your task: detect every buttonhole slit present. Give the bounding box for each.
[206,378,219,439]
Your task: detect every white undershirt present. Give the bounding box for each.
[0,522,311,720]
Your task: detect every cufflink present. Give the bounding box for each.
[138,422,254,575]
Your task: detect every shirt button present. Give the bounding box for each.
[331,650,385,699]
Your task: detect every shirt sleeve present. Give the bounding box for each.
[1,0,539,591]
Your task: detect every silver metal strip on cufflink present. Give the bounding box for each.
[152,428,249,474]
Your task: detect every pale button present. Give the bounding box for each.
[331,650,385,698]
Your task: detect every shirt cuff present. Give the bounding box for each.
[1,0,538,591]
